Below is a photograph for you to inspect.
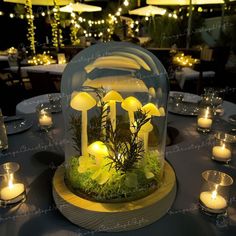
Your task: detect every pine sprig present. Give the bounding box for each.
[106,109,150,173]
[69,114,82,156]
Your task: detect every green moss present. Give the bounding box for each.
[65,150,163,202]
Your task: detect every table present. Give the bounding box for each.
[16,93,60,115]
[175,67,215,89]
[0,56,8,62]
[9,64,67,76]
[1,94,236,236]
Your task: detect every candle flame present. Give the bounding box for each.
[204,108,209,119]
[8,173,14,189]
[211,190,217,200]
[211,184,219,200]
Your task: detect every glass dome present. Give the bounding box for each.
[61,42,169,202]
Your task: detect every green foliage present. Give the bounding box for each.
[105,109,150,173]
[65,151,162,202]
[69,114,81,155]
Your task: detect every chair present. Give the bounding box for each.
[0,73,26,115]
[27,71,58,96]
[194,46,216,94]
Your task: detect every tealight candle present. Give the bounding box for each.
[197,107,213,133]
[212,145,231,162]
[211,132,234,163]
[0,162,26,206]
[200,191,227,213]
[37,104,53,130]
[39,113,53,126]
[199,170,233,215]
[197,117,212,129]
[0,183,25,201]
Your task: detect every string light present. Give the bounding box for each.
[51,0,64,50]
[198,7,203,13]
[124,0,129,7]
[25,0,35,55]
[28,52,55,65]
[173,52,199,67]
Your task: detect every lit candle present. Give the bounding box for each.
[197,108,212,129]
[200,190,227,212]
[197,117,212,128]
[212,144,231,161]
[0,180,24,201]
[39,113,53,126]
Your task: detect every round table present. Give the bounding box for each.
[1,93,236,236]
[16,93,60,114]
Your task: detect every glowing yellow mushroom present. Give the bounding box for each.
[138,122,153,153]
[70,91,96,156]
[87,141,109,164]
[121,96,142,133]
[141,103,161,117]
[103,90,123,131]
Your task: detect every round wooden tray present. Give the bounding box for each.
[53,161,176,232]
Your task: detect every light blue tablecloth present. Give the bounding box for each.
[0,100,236,236]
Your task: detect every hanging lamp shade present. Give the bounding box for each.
[146,0,224,5]
[60,2,102,13]
[129,5,167,16]
[3,0,72,6]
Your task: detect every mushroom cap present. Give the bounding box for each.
[103,90,123,103]
[121,96,142,112]
[87,141,109,157]
[70,91,96,111]
[83,76,148,93]
[159,107,165,116]
[141,103,161,116]
[140,121,153,133]
[148,87,156,98]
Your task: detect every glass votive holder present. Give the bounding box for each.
[172,93,184,108]
[199,170,233,215]
[48,94,62,113]
[212,132,234,163]
[0,162,26,207]
[201,88,223,116]
[36,103,53,131]
[197,107,213,133]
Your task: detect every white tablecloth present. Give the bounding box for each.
[10,64,67,76]
[0,55,8,61]
[175,67,215,89]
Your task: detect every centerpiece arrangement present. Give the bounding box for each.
[53,42,176,232]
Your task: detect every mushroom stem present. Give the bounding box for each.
[81,111,88,156]
[101,104,108,137]
[143,132,149,153]
[128,111,135,133]
[110,100,116,131]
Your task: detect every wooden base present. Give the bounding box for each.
[52,161,176,232]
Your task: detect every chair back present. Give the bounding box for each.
[200,46,213,61]
[27,72,58,96]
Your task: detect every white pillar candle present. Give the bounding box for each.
[0,183,25,201]
[200,191,227,212]
[197,117,212,129]
[39,114,52,126]
[212,145,231,161]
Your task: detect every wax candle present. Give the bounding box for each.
[39,114,52,126]
[197,117,212,128]
[0,183,25,201]
[212,144,231,161]
[200,191,227,212]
